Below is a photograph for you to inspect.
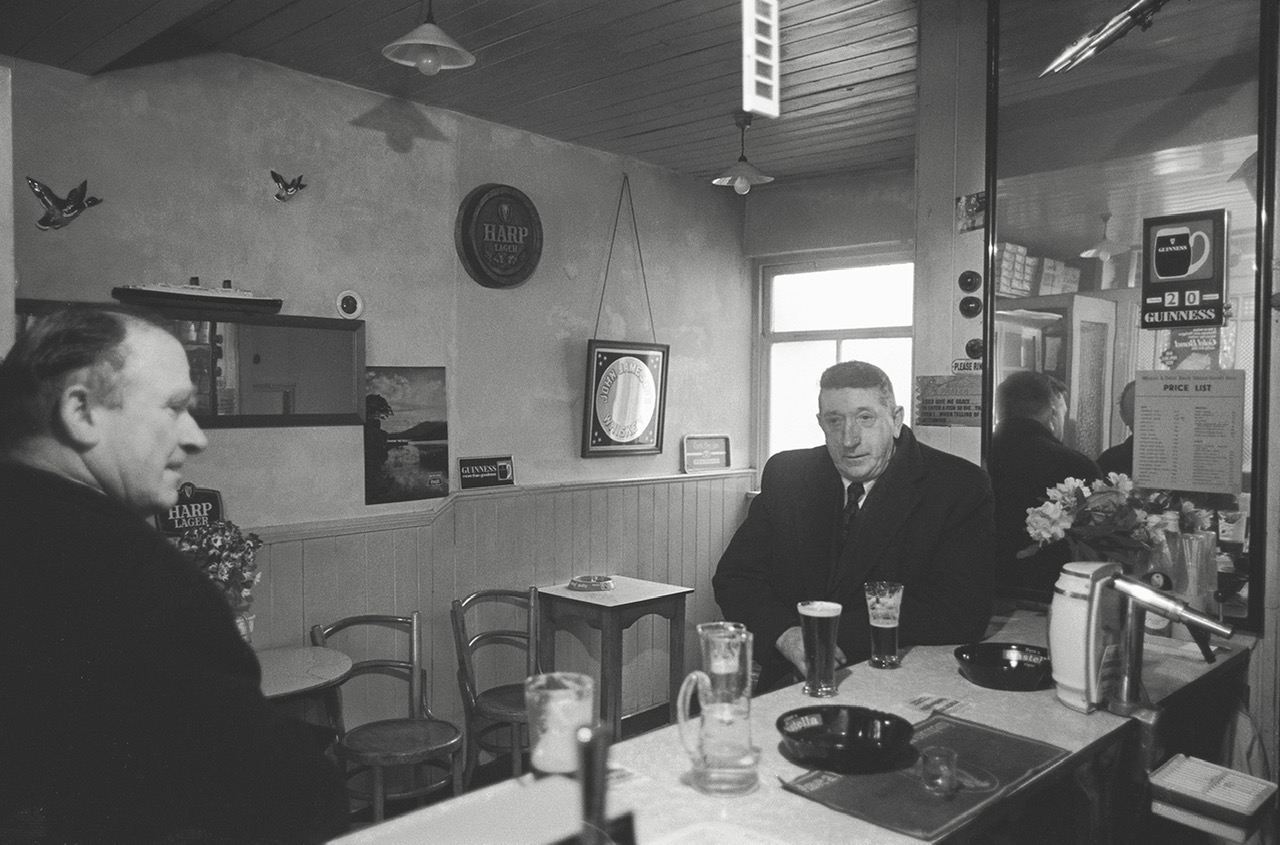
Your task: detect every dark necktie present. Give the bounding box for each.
[842,482,864,545]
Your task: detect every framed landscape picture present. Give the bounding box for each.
[581,339,668,457]
[364,367,449,504]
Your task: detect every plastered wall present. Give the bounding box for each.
[5,53,751,526]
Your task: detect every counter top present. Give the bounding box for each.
[332,609,1252,844]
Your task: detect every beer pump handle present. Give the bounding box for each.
[1186,625,1216,664]
[1110,574,1234,640]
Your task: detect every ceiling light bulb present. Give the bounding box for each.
[733,177,751,195]
[416,49,442,75]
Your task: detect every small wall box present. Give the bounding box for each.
[682,434,731,473]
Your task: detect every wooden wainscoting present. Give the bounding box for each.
[248,471,755,737]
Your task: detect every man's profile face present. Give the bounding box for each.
[817,387,904,484]
[87,327,208,513]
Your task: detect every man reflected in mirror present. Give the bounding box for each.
[990,371,1102,601]
[1097,380,1135,476]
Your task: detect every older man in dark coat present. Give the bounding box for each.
[0,307,347,844]
[990,371,1102,601]
[713,361,995,690]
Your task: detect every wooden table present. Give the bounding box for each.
[537,576,693,739]
[257,645,352,730]
[331,608,1255,844]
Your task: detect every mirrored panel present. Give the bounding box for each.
[986,0,1265,628]
[17,300,366,428]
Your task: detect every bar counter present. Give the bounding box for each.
[332,608,1253,844]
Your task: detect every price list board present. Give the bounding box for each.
[1132,370,1245,494]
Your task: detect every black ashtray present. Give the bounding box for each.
[953,642,1052,691]
[777,705,916,774]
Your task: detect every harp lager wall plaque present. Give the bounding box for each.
[454,183,544,288]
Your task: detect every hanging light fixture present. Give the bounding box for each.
[1039,0,1171,77]
[383,0,476,76]
[712,113,773,195]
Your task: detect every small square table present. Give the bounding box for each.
[256,645,353,731]
[536,576,693,739]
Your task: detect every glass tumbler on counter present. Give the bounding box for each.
[864,581,904,669]
[525,671,595,775]
[798,600,842,697]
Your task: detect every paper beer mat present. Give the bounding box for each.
[782,713,1068,841]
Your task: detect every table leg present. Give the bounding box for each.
[538,601,556,673]
[668,597,686,727]
[600,613,624,741]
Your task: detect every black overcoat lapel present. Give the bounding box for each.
[828,432,924,596]
[795,454,845,598]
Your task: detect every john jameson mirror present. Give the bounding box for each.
[17,299,366,428]
[984,0,1269,629]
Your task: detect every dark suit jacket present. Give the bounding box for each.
[990,417,1102,600]
[712,426,994,687]
[1097,435,1134,477]
[0,463,348,844]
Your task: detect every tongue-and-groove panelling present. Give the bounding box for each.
[247,471,755,737]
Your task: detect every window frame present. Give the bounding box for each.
[754,246,916,472]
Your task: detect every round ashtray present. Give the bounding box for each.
[567,575,614,591]
[776,705,916,774]
[953,642,1052,691]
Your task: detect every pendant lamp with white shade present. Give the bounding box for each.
[712,113,774,195]
[383,0,476,76]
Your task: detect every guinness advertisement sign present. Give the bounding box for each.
[458,456,516,489]
[455,184,544,289]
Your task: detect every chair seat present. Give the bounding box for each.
[474,682,528,723]
[340,718,464,767]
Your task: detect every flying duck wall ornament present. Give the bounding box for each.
[270,171,306,202]
[26,177,102,230]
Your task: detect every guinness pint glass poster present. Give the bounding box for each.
[1140,209,1226,330]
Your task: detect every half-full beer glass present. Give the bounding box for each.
[864,581,904,669]
[797,600,842,697]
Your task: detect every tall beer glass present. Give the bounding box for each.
[864,581,904,668]
[797,600,842,697]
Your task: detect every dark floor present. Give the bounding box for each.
[348,705,671,826]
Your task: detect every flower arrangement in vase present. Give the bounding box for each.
[176,520,264,633]
[1021,473,1212,577]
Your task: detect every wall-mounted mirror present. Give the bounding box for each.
[984,0,1269,630]
[16,299,366,428]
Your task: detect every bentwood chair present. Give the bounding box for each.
[450,587,538,787]
[310,612,464,822]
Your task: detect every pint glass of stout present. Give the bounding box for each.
[797,600,842,697]
[864,581,904,669]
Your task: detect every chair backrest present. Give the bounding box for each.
[310,612,428,733]
[449,588,538,710]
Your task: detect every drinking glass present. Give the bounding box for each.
[676,622,759,795]
[797,600,842,697]
[864,581,904,668]
[922,746,958,796]
[525,672,595,775]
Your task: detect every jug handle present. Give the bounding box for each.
[676,670,708,761]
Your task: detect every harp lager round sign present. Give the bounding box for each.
[455,183,544,288]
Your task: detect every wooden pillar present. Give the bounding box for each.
[913,0,987,465]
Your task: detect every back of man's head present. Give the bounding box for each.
[0,306,161,451]
[995,370,1066,422]
[1118,380,1136,429]
[819,361,896,409]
